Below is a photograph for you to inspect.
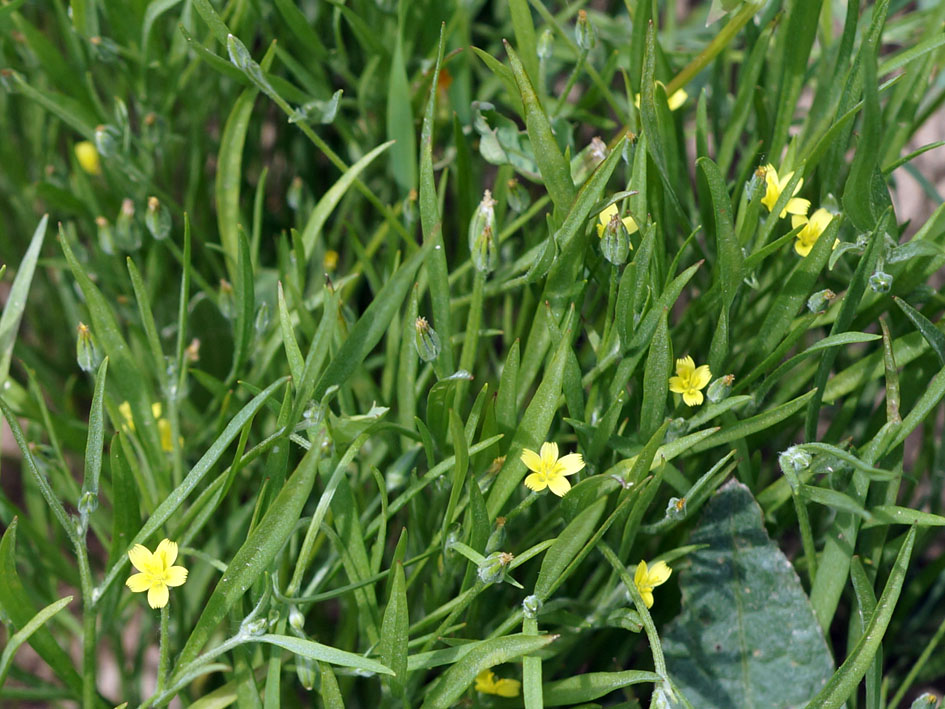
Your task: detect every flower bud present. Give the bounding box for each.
[485,517,507,554]
[468,190,496,251]
[665,496,686,520]
[706,374,735,404]
[522,594,543,619]
[323,250,339,271]
[252,302,270,336]
[537,28,554,61]
[779,446,811,478]
[869,270,893,293]
[589,136,608,165]
[295,655,317,691]
[145,196,171,241]
[74,141,101,175]
[219,279,235,319]
[288,605,305,632]
[600,213,630,266]
[114,199,141,251]
[665,417,687,442]
[471,224,497,273]
[506,178,531,213]
[403,188,418,229]
[76,322,101,373]
[287,176,305,210]
[477,551,514,585]
[414,317,441,362]
[78,489,98,517]
[575,10,597,51]
[243,617,268,636]
[93,124,120,158]
[908,693,938,708]
[96,216,116,255]
[806,289,836,314]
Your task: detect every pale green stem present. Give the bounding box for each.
[156,604,170,695]
[553,47,589,117]
[75,541,97,709]
[456,270,486,408]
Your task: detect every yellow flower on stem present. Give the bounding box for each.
[126,539,188,609]
[119,401,178,452]
[75,140,101,176]
[634,560,672,609]
[791,208,835,257]
[521,442,585,497]
[596,203,638,238]
[474,668,521,697]
[668,356,712,406]
[760,164,810,218]
[634,84,689,111]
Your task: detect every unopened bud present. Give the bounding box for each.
[403,188,418,229]
[96,216,116,255]
[76,322,101,373]
[779,446,811,478]
[145,196,171,240]
[575,10,597,51]
[477,551,514,585]
[908,693,938,709]
[77,489,98,517]
[93,124,119,158]
[219,279,235,319]
[414,317,441,362]
[75,141,101,175]
[706,374,735,404]
[185,338,201,363]
[485,517,507,554]
[288,605,305,632]
[506,178,530,213]
[601,213,630,266]
[807,289,836,314]
[471,224,497,273]
[869,270,893,293]
[254,302,270,335]
[589,137,608,164]
[468,190,496,251]
[287,176,305,210]
[114,199,141,251]
[522,594,542,619]
[665,496,686,520]
[296,655,317,691]
[537,28,554,61]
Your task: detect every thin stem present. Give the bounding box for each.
[76,542,97,709]
[156,604,170,695]
[553,48,588,116]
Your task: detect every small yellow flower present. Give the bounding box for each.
[596,203,638,238]
[126,539,188,609]
[634,560,672,609]
[760,164,810,218]
[521,442,585,497]
[791,208,835,257]
[668,356,712,407]
[75,141,101,176]
[474,668,521,697]
[323,249,339,271]
[634,84,689,111]
[119,401,178,452]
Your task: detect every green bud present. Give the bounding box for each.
[403,188,418,230]
[600,213,630,266]
[575,10,597,51]
[287,176,305,211]
[908,693,939,709]
[219,279,235,319]
[506,178,531,213]
[869,270,893,293]
[243,617,268,636]
[288,605,305,632]
[477,551,514,585]
[255,302,271,336]
[485,517,507,554]
[537,28,554,60]
[706,374,735,404]
[522,594,542,619]
[95,216,116,255]
[114,199,141,251]
[665,496,686,520]
[296,655,317,691]
[806,288,836,314]
[145,196,171,240]
[665,417,688,441]
[77,489,98,517]
[471,224,497,273]
[468,190,496,251]
[778,446,811,478]
[93,124,120,158]
[76,322,100,373]
[414,317,441,362]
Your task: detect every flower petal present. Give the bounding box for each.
[547,475,571,497]
[648,561,673,585]
[622,216,639,235]
[668,89,688,111]
[675,356,695,377]
[795,239,813,257]
[475,669,497,693]
[520,448,543,473]
[147,582,169,609]
[683,389,704,406]
[156,539,178,568]
[692,365,712,390]
[782,197,810,218]
[641,589,655,608]
[791,214,808,230]
[598,203,618,225]
[524,473,547,492]
[126,573,151,593]
[556,453,585,476]
[634,561,648,587]
[668,375,686,395]
[494,678,522,697]
[128,544,153,573]
[165,566,188,587]
[151,402,163,419]
[539,441,559,467]
[119,401,134,431]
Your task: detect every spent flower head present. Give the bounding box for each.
[474,668,521,697]
[521,442,585,497]
[668,356,712,406]
[126,539,188,608]
[761,164,810,218]
[634,560,672,609]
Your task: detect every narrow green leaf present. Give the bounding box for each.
[253,635,393,676]
[379,562,409,694]
[640,309,672,439]
[216,88,256,281]
[0,595,74,689]
[535,497,607,601]
[387,8,416,193]
[543,670,662,706]
[79,357,108,516]
[0,215,47,388]
[892,296,945,366]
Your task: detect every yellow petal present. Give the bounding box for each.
[668,375,687,395]
[783,197,810,218]
[598,203,618,225]
[165,566,188,587]
[791,214,808,230]
[556,453,585,476]
[668,89,688,111]
[794,239,814,257]
[641,589,655,608]
[524,472,547,492]
[157,418,173,452]
[648,561,673,585]
[596,222,606,239]
[539,441,559,467]
[634,560,648,587]
[675,356,695,377]
[119,401,134,432]
[520,448,543,473]
[75,141,101,176]
[810,207,833,231]
[683,389,704,406]
[494,678,522,697]
[147,583,169,609]
[155,539,178,568]
[622,215,639,235]
[547,475,571,497]
[151,402,163,419]
[128,544,153,573]
[126,573,151,593]
[692,365,712,390]
[475,669,497,692]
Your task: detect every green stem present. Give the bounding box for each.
[455,270,486,408]
[75,542,97,709]
[553,48,589,116]
[156,604,170,695]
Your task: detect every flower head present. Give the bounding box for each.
[126,539,188,609]
[668,356,712,406]
[119,401,177,452]
[521,442,585,497]
[75,141,101,175]
[474,668,521,697]
[596,203,638,238]
[791,208,834,257]
[634,560,672,609]
[760,164,810,218]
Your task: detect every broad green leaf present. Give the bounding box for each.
[663,480,833,707]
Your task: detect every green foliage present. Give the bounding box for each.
[1,0,944,707]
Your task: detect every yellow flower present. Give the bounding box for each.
[791,208,835,257]
[119,401,178,452]
[634,560,672,609]
[126,539,188,609]
[323,249,339,271]
[760,164,810,218]
[668,356,712,406]
[474,668,521,697]
[596,203,638,238]
[521,442,585,497]
[75,141,101,176]
[634,84,689,111]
